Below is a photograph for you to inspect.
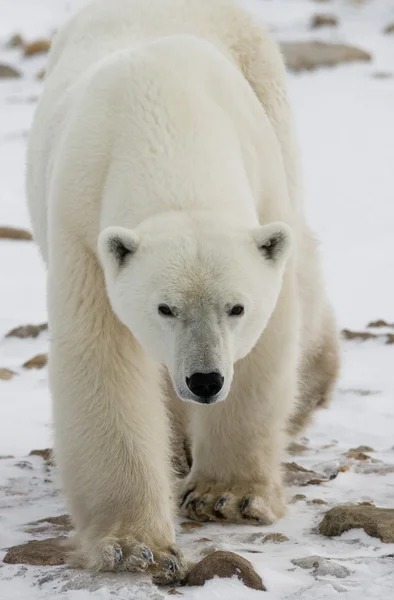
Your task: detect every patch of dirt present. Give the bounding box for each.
[184,550,266,591]
[0,226,32,240]
[25,515,73,536]
[23,353,48,369]
[29,448,55,466]
[3,538,66,566]
[23,39,51,57]
[319,505,394,542]
[311,14,338,28]
[180,522,203,531]
[6,323,48,339]
[0,64,21,79]
[0,368,17,380]
[280,41,371,72]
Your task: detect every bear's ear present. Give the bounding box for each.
[98,226,139,274]
[252,222,293,265]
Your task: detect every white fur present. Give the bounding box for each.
[26,0,338,573]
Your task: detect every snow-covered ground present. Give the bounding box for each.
[1,0,394,598]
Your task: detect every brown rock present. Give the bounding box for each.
[0,64,21,79]
[319,505,394,543]
[281,42,371,73]
[0,226,32,240]
[263,533,289,543]
[196,537,213,543]
[6,33,24,48]
[6,323,48,339]
[184,550,266,591]
[168,590,183,596]
[291,494,307,503]
[309,498,328,505]
[180,521,203,531]
[287,441,310,455]
[342,329,376,341]
[3,538,66,566]
[23,39,51,57]
[345,450,373,461]
[367,319,394,328]
[29,448,55,465]
[383,24,394,35]
[311,14,338,29]
[23,353,48,369]
[0,368,16,381]
[283,462,327,486]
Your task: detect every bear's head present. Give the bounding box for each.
[98,213,292,404]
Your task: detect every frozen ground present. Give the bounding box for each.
[1,0,394,598]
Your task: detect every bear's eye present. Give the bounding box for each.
[228,305,244,317]
[158,304,175,317]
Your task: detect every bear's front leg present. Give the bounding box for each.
[48,240,185,584]
[179,300,298,525]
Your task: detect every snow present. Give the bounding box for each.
[1,0,394,598]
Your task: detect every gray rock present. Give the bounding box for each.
[292,555,350,578]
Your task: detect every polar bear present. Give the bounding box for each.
[27,0,339,583]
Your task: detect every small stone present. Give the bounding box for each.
[23,39,51,57]
[287,441,310,455]
[291,494,307,503]
[184,550,266,591]
[0,226,32,240]
[292,555,350,578]
[309,499,328,505]
[3,538,66,566]
[6,33,24,48]
[0,64,21,79]
[311,14,338,29]
[23,353,48,369]
[263,533,289,543]
[0,368,17,381]
[319,505,394,543]
[196,538,212,543]
[36,68,46,80]
[29,448,55,465]
[345,450,373,461]
[6,323,48,339]
[280,42,371,73]
[349,445,375,453]
[168,590,183,596]
[367,319,394,328]
[342,329,376,341]
[383,24,394,35]
[283,462,327,486]
[180,521,203,531]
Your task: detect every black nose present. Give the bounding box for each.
[186,372,224,399]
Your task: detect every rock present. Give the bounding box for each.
[180,521,203,531]
[23,39,51,57]
[348,445,375,453]
[25,515,72,536]
[0,64,22,79]
[319,505,394,543]
[262,533,289,543]
[281,42,371,73]
[292,555,350,579]
[309,498,328,505]
[6,323,48,339]
[342,329,376,341]
[6,33,24,48]
[23,353,48,369]
[3,538,66,566]
[283,462,327,486]
[345,450,376,461]
[36,68,46,80]
[291,494,307,503]
[184,551,266,591]
[0,368,16,381]
[29,448,55,465]
[0,226,32,240]
[367,319,394,328]
[168,590,183,596]
[311,14,338,29]
[287,441,310,455]
[196,537,213,543]
[383,24,394,35]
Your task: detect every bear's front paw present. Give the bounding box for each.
[178,479,286,525]
[69,535,187,584]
